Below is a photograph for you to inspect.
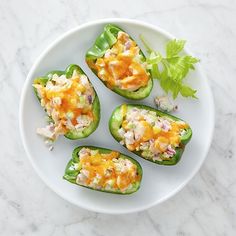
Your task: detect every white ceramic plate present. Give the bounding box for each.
[19,18,214,214]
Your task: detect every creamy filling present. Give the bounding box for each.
[118,106,189,161]
[74,148,140,192]
[33,70,95,141]
[94,31,149,91]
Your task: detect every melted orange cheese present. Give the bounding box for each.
[79,150,140,191]
[94,32,149,91]
[122,110,189,153]
[39,75,93,131]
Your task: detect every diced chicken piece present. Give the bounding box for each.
[52,74,67,84]
[80,75,89,86]
[104,49,117,58]
[133,122,145,141]
[45,81,54,90]
[76,172,88,184]
[118,128,125,137]
[64,118,75,130]
[154,96,177,113]
[124,41,132,50]
[36,124,55,139]
[75,116,92,129]
[117,31,129,42]
[161,119,171,132]
[124,131,135,145]
[143,113,157,125]
[78,148,91,159]
[80,169,90,178]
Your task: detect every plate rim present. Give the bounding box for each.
[19,18,215,214]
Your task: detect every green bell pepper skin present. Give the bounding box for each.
[33,64,100,140]
[86,24,153,100]
[109,104,192,165]
[63,146,143,194]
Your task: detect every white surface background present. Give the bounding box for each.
[0,0,235,235]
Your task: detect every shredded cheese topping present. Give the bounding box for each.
[94,31,149,91]
[76,148,141,192]
[33,70,95,140]
[118,105,189,161]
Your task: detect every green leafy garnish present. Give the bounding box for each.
[140,36,199,99]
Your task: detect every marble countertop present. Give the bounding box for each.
[1,0,236,235]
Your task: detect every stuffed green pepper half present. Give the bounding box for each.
[109,104,192,165]
[86,24,153,100]
[64,146,142,194]
[33,64,100,141]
